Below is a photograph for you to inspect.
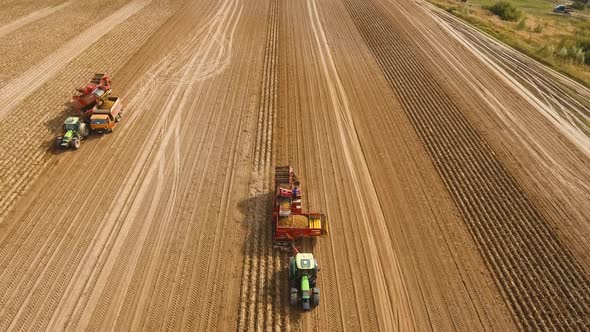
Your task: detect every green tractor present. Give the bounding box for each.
[289,253,320,310]
[56,117,90,149]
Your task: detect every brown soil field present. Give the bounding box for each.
[0,0,588,330]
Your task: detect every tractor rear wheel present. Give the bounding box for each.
[81,124,90,138]
[290,289,298,306]
[312,288,320,307]
[72,138,80,149]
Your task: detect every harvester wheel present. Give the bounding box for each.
[72,138,80,149]
[290,289,298,306]
[312,288,320,307]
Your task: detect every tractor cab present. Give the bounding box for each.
[289,253,320,310]
[57,117,89,149]
[63,117,82,132]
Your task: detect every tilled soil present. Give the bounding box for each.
[0,0,588,330]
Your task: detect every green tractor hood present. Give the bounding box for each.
[301,275,310,294]
[62,130,74,144]
[301,275,311,310]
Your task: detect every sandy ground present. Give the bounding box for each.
[0,0,588,330]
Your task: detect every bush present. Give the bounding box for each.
[576,39,590,64]
[486,1,521,21]
[533,23,543,33]
[558,46,569,58]
[556,45,586,64]
[571,46,585,64]
[540,44,556,56]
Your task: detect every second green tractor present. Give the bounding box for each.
[56,117,90,150]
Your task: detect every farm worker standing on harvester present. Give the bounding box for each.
[292,183,300,199]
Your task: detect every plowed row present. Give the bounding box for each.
[0,0,258,329]
[1,0,589,330]
[341,0,590,330]
[427,5,590,137]
[419,3,590,270]
[0,0,131,91]
[0,0,72,39]
[237,0,285,330]
[0,2,189,328]
[0,0,181,223]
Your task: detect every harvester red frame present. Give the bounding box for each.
[71,73,112,117]
[272,166,328,251]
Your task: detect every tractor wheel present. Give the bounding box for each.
[83,126,90,138]
[56,137,63,147]
[312,288,320,307]
[290,289,298,306]
[72,138,80,149]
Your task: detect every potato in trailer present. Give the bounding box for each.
[273,213,328,249]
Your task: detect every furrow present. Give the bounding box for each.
[340,0,590,330]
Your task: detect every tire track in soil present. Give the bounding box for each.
[276,0,382,328]
[416,4,590,269]
[144,4,247,331]
[341,0,590,330]
[236,0,281,330]
[0,0,72,38]
[0,143,118,331]
[0,60,168,327]
[306,0,417,329]
[2,2,192,330]
[0,72,173,327]
[47,74,182,332]
[424,4,590,144]
[0,0,181,229]
[301,62,370,332]
[0,2,195,329]
[0,79,168,331]
[112,82,216,331]
[72,3,244,328]
[0,72,176,331]
[108,3,232,329]
[287,2,374,330]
